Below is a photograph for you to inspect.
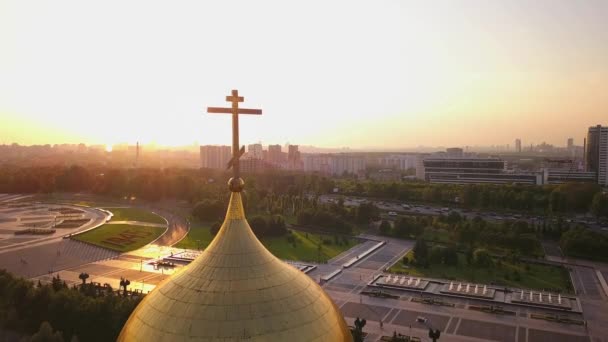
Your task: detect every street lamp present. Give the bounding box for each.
[416,316,441,342]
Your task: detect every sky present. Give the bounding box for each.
[1,0,607,149]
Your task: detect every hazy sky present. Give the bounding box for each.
[1,0,607,149]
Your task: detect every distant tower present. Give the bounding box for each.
[135,142,139,168]
[515,139,522,153]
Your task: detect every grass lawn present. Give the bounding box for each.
[104,207,166,224]
[175,223,359,263]
[389,251,572,293]
[73,224,166,252]
[174,222,214,250]
[263,230,358,263]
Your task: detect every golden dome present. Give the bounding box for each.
[119,192,352,341]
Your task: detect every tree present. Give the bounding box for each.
[591,192,608,218]
[249,216,268,237]
[78,273,89,285]
[355,202,380,223]
[446,211,462,227]
[413,239,429,265]
[465,247,474,265]
[379,220,391,235]
[119,278,131,297]
[473,248,493,268]
[429,246,444,265]
[192,200,225,222]
[30,321,64,342]
[267,215,287,236]
[443,247,458,266]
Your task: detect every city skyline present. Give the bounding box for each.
[2,0,607,148]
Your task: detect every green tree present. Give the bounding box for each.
[429,246,443,265]
[378,220,391,235]
[192,200,225,222]
[413,238,429,265]
[249,216,268,236]
[30,322,64,342]
[355,202,380,223]
[473,248,493,268]
[443,246,458,266]
[591,192,608,218]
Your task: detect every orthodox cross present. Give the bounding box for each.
[207,90,262,180]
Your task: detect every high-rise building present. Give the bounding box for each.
[515,139,522,153]
[200,145,231,169]
[247,143,263,159]
[585,125,608,185]
[287,144,302,169]
[267,144,282,164]
[567,138,574,149]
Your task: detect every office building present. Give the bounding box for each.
[421,157,542,184]
[585,125,608,185]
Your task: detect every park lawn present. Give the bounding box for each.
[175,224,359,263]
[262,230,358,263]
[389,251,572,293]
[73,224,166,252]
[104,207,166,224]
[174,222,214,250]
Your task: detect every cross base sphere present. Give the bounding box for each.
[228,177,245,192]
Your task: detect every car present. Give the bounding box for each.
[388,211,398,216]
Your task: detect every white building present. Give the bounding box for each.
[330,155,365,176]
[378,154,417,170]
[302,154,365,176]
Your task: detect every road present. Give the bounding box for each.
[320,194,607,230]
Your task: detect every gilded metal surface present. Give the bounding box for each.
[119,192,352,341]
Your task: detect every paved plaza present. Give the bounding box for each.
[1,194,607,341]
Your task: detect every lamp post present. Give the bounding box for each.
[416,316,441,342]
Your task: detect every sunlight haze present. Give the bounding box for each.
[1,0,607,148]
